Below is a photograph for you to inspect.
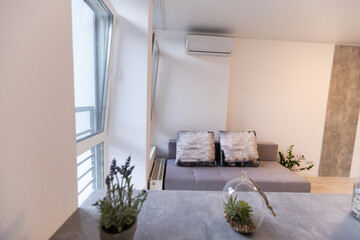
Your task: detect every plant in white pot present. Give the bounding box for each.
[93,157,147,240]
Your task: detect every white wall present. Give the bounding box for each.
[107,0,152,189]
[0,1,77,239]
[227,39,334,176]
[152,31,231,157]
[351,112,360,177]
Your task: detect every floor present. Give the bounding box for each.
[304,177,360,193]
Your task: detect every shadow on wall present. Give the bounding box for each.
[107,70,146,158]
[151,49,173,158]
[150,32,230,159]
[151,52,209,158]
[107,14,148,154]
[0,210,27,240]
[109,17,123,80]
[106,13,149,189]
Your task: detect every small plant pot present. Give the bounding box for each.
[99,220,137,240]
[224,212,256,234]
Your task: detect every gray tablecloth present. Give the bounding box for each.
[51,190,359,240]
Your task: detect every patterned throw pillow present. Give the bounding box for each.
[219,131,260,167]
[176,131,216,166]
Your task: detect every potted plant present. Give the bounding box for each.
[93,157,147,240]
[278,145,314,172]
[223,195,256,234]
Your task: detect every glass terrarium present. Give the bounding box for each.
[222,171,267,233]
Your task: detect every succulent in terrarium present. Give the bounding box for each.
[223,195,256,233]
[222,171,277,234]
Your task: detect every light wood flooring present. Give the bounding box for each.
[304,177,360,193]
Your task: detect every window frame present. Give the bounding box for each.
[77,142,104,206]
[76,0,116,153]
[151,32,160,121]
[74,0,114,143]
[73,0,117,205]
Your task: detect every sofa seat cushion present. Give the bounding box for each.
[164,160,310,192]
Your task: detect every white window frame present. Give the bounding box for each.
[75,0,117,194]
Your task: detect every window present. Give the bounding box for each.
[72,0,113,142]
[77,142,104,206]
[72,0,113,206]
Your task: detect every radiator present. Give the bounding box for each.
[148,158,166,190]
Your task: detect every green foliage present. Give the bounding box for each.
[93,157,147,234]
[278,145,314,172]
[223,195,253,225]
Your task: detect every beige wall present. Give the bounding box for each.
[0,1,77,239]
[227,39,334,176]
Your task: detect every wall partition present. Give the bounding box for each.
[319,45,360,177]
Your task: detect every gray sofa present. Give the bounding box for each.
[164,139,311,192]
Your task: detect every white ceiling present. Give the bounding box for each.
[153,0,360,45]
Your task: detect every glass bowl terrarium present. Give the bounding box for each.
[222,171,269,234]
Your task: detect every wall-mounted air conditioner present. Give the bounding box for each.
[186,34,235,56]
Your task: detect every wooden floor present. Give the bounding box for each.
[304,177,360,193]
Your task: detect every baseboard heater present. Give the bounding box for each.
[148,158,166,190]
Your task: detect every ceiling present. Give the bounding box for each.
[153,0,360,45]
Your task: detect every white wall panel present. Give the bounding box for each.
[107,0,152,189]
[0,0,77,238]
[152,31,231,157]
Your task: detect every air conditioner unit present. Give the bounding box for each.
[148,158,166,190]
[186,34,235,56]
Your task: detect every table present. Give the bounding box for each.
[51,190,359,240]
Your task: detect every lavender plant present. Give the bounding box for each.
[93,157,147,234]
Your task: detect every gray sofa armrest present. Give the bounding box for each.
[257,142,279,161]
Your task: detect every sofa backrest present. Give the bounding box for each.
[168,139,278,161]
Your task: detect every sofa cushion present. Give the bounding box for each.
[164,160,310,192]
[176,131,216,166]
[168,140,278,162]
[219,131,260,167]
